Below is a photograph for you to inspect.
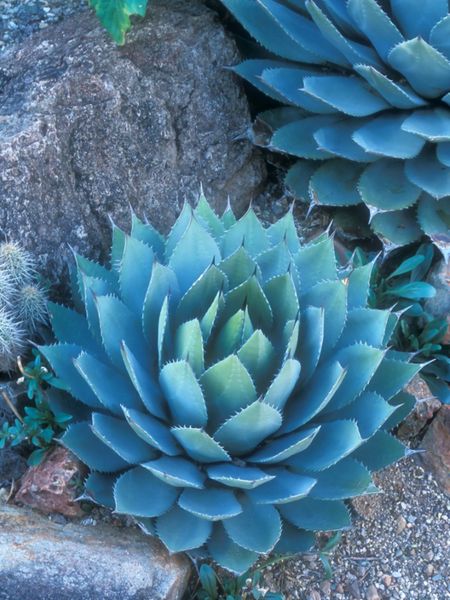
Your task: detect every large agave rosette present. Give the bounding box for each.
[221,0,450,257]
[42,195,420,573]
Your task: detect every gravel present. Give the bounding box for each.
[0,0,86,49]
[262,457,450,600]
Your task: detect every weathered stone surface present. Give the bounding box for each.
[397,377,440,442]
[15,446,86,516]
[0,447,27,486]
[0,504,191,599]
[421,406,450,495]
[0,0,265,290]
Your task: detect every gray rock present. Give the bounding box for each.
[0,0,265,293]
[0,504,191,599]
[0,448,27,486]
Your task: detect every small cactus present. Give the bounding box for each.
[0,307,25,372]
[0,241,48,373]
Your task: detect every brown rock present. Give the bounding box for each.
[396,515,407,534]
[365,584,380,600]
[15,446,86,516]
[0,503,190,599]
[420,406,450,494]
[0,0,265,293]
[397,377,441,441]
[382,574,392,587]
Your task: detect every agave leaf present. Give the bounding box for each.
[200,290,225,342]
[114,466,178,517]
[303,75,389,116]
[296,306,324,384]
[273,522,315,554]
[81,274,112,344]
[307,458,373,500]
[214,401,282,456]
[174,319,204,376]
[221,208,270,259]
[263,359,301,411]
[281,361,345,433]
[370,208,423,247]
[314,119,378,162]
[210,310,246,363]
[110,221,126,272]
[266,207,301,254]
[391,0,448,38]
[437,142,450,166]
[159,360,207,428]
[171,427,231,463]
[194,192,225,241]
[120,342,166,420]
[200,355,257,431]
[416,196,450,261]
[247,469,316,504]
[354,64,427,109]
[231,59,292,103]
[218,246,257,290]
[309,159,364,206]
[270,115,339,159]
[325,343,385,411]
[248,426,320,464]
[358,160,422,211]
[406,146,450,199]
[294,236,337,293]
[61,422,128,472]
[388,37,450,98]
[157,295,171,368]
[84,472,116,508]
[430,14,450,61]
[280,497,351,531]
[264,273,299,332]
[256,242,292,283]
[91,412,156,463]
[351,430,407,471]
[142,262,179,347]
[302,280,347,355]
[96,295,147,371]
[286,420,362,471]
[223,496,281,553]
[156,505,212,553]
[75,351,142,415]
[221,0,324,62]
[328,391,397,438]
[382,390,416,431]
[402,108,450,142]
[336,308,390,349]
[142,456,205,489]
[39,344,103,410]
[346,260,376,309]
[122,406,180,456]
[347,0,403,62]
[353,113,425,158]
[367,357,422,400]
[285,160,318,203]
[206,464,275,490]
[119,235,154,313]
[165,203,192,261]
[305,0,382,68]
[262,67,339,113]
[48,302,100,356]
[169,217,221,296]
[178,488,242,521]
[131,212,165,260]
[176,265,226,325]
[208,523,258,574]
[75,254,118,296]
[238,329,277,392]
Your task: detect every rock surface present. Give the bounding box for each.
[0,448,27,486]
[421,406,450,495]
[0,504,191,599]
[15,446,86,516]
[0,0,265,290]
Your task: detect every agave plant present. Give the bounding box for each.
[221,0,450,258]
[42,194,420,573]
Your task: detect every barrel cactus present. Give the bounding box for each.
[221,0,450,258]
[42,195,420,573]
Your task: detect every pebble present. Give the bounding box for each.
[382,574,393,587]
[396,516,407,533]
[307,591,321,600]
[424,564,434,577]
[366,584,380,600]
[320,580,331,596]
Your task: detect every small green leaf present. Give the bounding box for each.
[89,0,148,45]
[386,255,425,280]
[385,282,436,300]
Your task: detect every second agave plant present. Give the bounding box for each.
[42,194,421,573]
[221,0,450,258]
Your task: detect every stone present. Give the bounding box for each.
[0,0,265,292]
[365,584,380,600]
[397,377,440,442]
[15,446,86,517]
[0,504,190,599]
[0,447,27,486]
[420,406,450,494]
[396,516,407,534]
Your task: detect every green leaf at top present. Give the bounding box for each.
[89,0,148,45]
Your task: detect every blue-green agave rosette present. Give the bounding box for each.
[42,195,420,573]
[221,0,450,258]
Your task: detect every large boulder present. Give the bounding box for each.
[0,0,265,288]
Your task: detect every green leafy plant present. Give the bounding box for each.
[318,532,342,580]
[42,193,421,573]
[0,241,48,372]
[220,0,450,256]
[0,351,71,466]
[195,562,284,600]
[88,0,148,44]
[347,244,449,403]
